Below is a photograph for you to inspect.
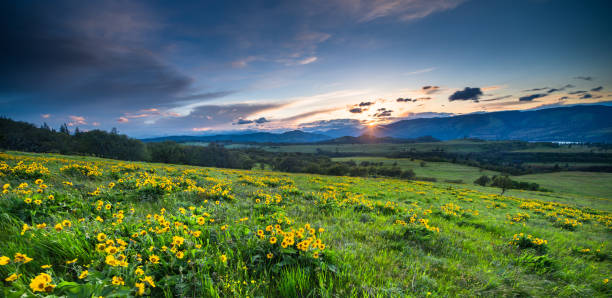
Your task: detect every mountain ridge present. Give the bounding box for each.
[142,105,612,143]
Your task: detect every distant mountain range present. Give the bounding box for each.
[316,135,439,144]
[371,105,612,142]
[141,130,331,143]
[142,105,612,143]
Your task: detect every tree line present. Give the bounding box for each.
[0,117,416,179]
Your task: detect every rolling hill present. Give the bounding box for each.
[372,105,612,142]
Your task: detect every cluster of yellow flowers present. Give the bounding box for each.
[256,222,326,259]
[0,253,56,292]
[439,202,478,218]
[509,233,548,246]
[252,189,283,205]
[395,209,440,233]
[507,212,530,224]
[0,161,50,179]
[60,163,103,177]
[29,273,55,293]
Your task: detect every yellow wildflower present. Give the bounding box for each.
[5,273,20,282]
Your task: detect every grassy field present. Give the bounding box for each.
[332,156,500,183]
[0,151,611,297]
[332,157,612,206]
[226,140,497,154]
[190,140,609,155]
[514,172,612,200]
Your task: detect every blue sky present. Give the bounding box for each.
[1,0,611,137]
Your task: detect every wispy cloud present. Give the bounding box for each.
[297,56,318,65]
[405,67,436,75]
[357,0,466,22]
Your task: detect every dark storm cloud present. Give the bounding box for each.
[574,76,593,81]
[519,93,546,101]
[580,93,592,99]
[396,97,414,102]
[448,87,483,101]
[558,96,569,100]
[591,86,603,92]
[0,1,231,112]
[568,90,587,95]
[349,107,363,113]
[359,101,374,106]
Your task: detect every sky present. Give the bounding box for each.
[1,0,611,137]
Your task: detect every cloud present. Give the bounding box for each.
[279,107,341,123]
[373,108,392,118]
[356,0,465,22]
[449,87,483,101]
[396,97,414,102]
[298,118,364,131]
[405,67,436,75]
[421,85,441,94]
[568,90,587,94]
[0,1,234,117]
[149,103,284,134]
[481,95,512,102]
[574,76,593,81]
[580,93,592,99]
[41,114,51,119]
[522,87,548,92]
[558,96,569,100]
[482,85,505,92]
[297,57,318,65]
[231,56,258,68]
[349,107,363,113]
[399,111,454,119]
[359,101,374,106]
[117,117,129,123]
[591,86,603,92]
[234,117,270,125]
[176,91,236,102]
[519,93,546,101]
[547,84,574,93]
[69,115,87,125]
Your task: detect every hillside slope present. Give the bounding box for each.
[0,151,610,296]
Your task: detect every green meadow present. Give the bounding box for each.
[0,151,610,297]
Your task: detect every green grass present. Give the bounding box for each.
[332,156,612,204]
[514,171,612,201]
[332,156,500,183]
[193,140,609,154]
[0,151,611,297]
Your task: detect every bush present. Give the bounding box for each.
[474,175,490,186]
